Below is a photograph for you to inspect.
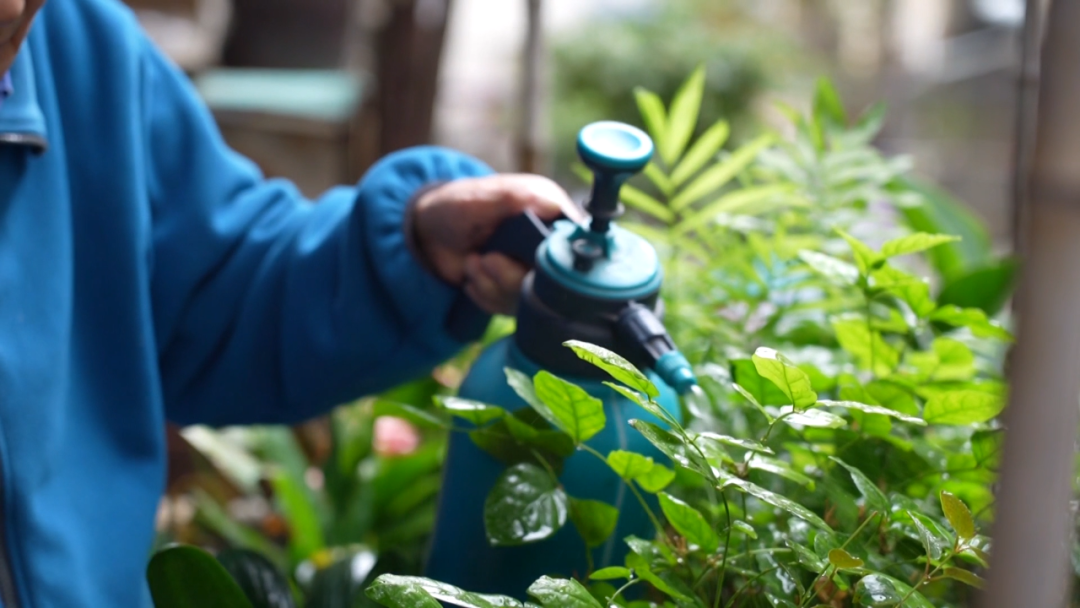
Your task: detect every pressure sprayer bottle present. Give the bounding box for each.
[424,121,699,597]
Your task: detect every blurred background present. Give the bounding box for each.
[125,0,1029,247]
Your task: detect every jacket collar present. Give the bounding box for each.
[0,42,48,153]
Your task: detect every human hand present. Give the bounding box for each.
[411,174,582,315]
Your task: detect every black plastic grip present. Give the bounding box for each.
[444,209,564,343]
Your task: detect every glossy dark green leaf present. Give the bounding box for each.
[819,400,925,426]
[603,382,681,429]
[527,576,603,608]
[365,574,523,608]
[623,553,692,601]
[732,520,758,539]
[722,477,831,530]
[484,463,568,546]
[436,397,505,426]
[853,573,933,607]
[216,549,296,608]
[147,545,254,608]
[533,371,606,444]
[939,490,976,540]
[752,347,817,408]
[937,259,1017,316]
[787,541,825,572]
[306,550,379,608]
[606,450,655,480]
[747,455,815,488]
[828,548,864,570]
[907,511,947,562]
[658,493,719,553]
[569,498,619,548]
[588,566,631,581]
[564,341,658,398]
[697,432,774,455]
[268,467,325,564]
[628,420,701,473]
[923,390,1003,425]
[777,406,847,429]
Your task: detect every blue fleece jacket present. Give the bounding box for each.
[0,0,493,605]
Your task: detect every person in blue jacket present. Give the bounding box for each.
[0,0,579,605]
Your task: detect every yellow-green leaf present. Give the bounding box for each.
[675,185,797,235]
[620,185,675,223]
[643,162,674,198]
[589,567,631,581]
[881,233,961,259]
[660,65,706,166]
[939,490,976,540]
[633,88,667,154]
[943,567,985,589]
[636,463,676,493]
[670,134,774,211]
[930,305,1013,341]
[923,390,1003,425]
[565,341,658,397]
[606,450,655,480]
[827,548,864,570]
[836,228,881,275]
[658,493,719,553]
[671,118,729,186]
[533,371,606,444]
[752,347,817,409]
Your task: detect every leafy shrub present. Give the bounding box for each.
[148,72,1014,607]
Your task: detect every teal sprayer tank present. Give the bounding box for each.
[424,122,698,598]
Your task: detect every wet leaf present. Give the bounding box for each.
[527,576,603,608]
[777,406,847,429]
[853,573,933,607]
[533,371,606,444]
[923,390,1003,425]
[829,457,889,513]
[606,450,655,480]
[629,420,702,473]
[942,567,985,589]
[436,397,505,426]
[828,548,864,570]
[907,511,947,561]
[787,541,825,572]
[748,455,815,488]
[698,432,775,455]
[484,463,568,546]
[365,574,523,608]
[753,347,818,408]
[589,567,631,581]
[939,490,976,540]
[722,477,832,530]
[732,520,758,539]
[818,400,925,425]
[565,341,658,398]
[603,382,680,428]
[569,498,619,548]
[658,493,719,553]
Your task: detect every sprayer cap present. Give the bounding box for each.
[538,220,662,301]
[576,121,654,173]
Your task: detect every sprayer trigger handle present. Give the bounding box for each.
[444,209,565,343]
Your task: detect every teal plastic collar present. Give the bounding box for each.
[538,220,662,300]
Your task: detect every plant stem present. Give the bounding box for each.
[898,543,960,606]
[608,578,641,604]
[580,444,666,538]
[725,566,779,608]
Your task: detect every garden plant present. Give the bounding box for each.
[146,69,1017,607]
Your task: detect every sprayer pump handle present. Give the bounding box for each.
[444,209,566,343]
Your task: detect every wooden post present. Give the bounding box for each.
[517,0,547,175]
[980,2,1080,606]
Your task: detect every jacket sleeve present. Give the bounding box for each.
[139,39,494,427]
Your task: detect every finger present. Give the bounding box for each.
[463,255,507,315]
[490,174,583,223]
[478,253,527,297]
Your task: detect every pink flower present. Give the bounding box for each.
[373,416,420,457]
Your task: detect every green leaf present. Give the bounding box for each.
[635,463,676,493]
[671,119,730,186]
[722,476,832,530]
[907,511,947,561]
[853,573,933,607]
[670,134,774,211]
[215,549,296,608]
[777,406,847,429]
[747,455,815,487]
[942,567,986,589]
[305,550,381,608]
[620,185,675,223]
[643,162,675,198]
[505,368,546,412]
[829,457,889,513]
[147,545,254,608]
[752,347,818,409]
[533,371,606,444]
[629,420,701,473]
[818,400,926,425]
[939,490,976,540]
[870,266,935,317]
[675,184,798,234]
[569,498,619,548]
[850,101,887,144]
[624,553,693,600]
[731,360,790,408]
[565,341,659,398]
[923,390,1003,425]
[813,77,846,126]
[268,467,325,563]
[589,567,631,581]
[606,450,655,480]
[373,400,448,430]
[603,382,680,429]
[787,542,825,572]
[799,250,859,286]
[660,65,706,166]
[836,228,882,275]
[937,259,1017,316]
[436,397,505,426]
[697,432,774,455]
[832,317,899,376]
[827,548,864,570]
[633,88,667,155]
[930,305,1012,341]
[881,233,961,259]
[484,463,568,546]
[971,429,1004,469]
[658,493,720,553]
[931,338,977,381]
[365,574,523,608]
[527,576,603,608]
[732,520,758,539]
